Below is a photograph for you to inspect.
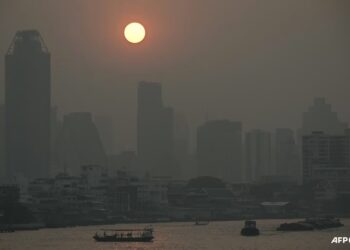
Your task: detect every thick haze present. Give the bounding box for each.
[0,0,349,151]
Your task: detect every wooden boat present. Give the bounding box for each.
[93,227,154,242]
[241,220,260,236]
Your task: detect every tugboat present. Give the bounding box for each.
[93,226,154,242]
[241,220,260,236]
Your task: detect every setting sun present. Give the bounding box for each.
[124,22,146,44]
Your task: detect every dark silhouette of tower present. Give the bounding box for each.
[197,120,242,183]
[275,128,299,180]
[301,97,348,136]
[57,112,107,176]
[137,81,175,177]
[245,129,271,182]
[94,115,116,155]
[5,30,51,181]
[0,105,5,182]
[302,131,350,184]
[174,113,190,179]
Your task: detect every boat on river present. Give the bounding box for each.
[241,220,260,236]
[277,217,343,231]
[93,226,154,242]
[304,217,343,229]
[277,221,314,231]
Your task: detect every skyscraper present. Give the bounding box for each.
[57,112,107,176]
[137,81,175,177]
[197,120,242,183]
[94,115,116,155]
[50,106,62,177]
[174,113,191,179]
[302,131,350,184]
[5,30,51,181]
[0,105,5,183]
[245,129,271,182]
[275,128,299,180]
[302,97,348,136]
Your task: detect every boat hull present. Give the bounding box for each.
[277,222,314,231]
[241,228,260,236]
[93,235,154,242]
[277,218,343,231]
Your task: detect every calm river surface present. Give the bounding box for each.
[1,219,349,250]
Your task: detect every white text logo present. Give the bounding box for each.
[331,237,350,244]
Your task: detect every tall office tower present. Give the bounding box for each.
[275,128,299,180]
[5,30,51,181]
[137,81,175,177]
[302,97,348,136]
[302,131,350,184]
[50,106,62,176]
[94,115,116,155]
[174,113,191,179]
[197,120,242,183]
[57,112,107,176]
[296,97,347,183]
[245,129,271,182]
[159,106,176,177]
[0,105,5,182]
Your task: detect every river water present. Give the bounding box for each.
[1,219,349,250]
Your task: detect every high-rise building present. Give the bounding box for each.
[245,129,271,182]
[296,97,348,183]
[94,115,116,155]
[5,30,51,181]
[159,107,176,176]
[174,113,191,179]
[57,112,107,176]
[137,81,176,177]
[0,105,5,183]
[302,131,350,184]
[197,120,242,183]
[275,128,299,180]
[50,106,62,177]
[302,97,348,136]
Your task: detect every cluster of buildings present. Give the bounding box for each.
[0,30,350,226]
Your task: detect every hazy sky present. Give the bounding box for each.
[0,0,349,151]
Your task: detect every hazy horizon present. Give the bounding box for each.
[1,0,349,151]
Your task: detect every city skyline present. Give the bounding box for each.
[0,30,348,182]
[0,2,349,248]
[1,0,350,150]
